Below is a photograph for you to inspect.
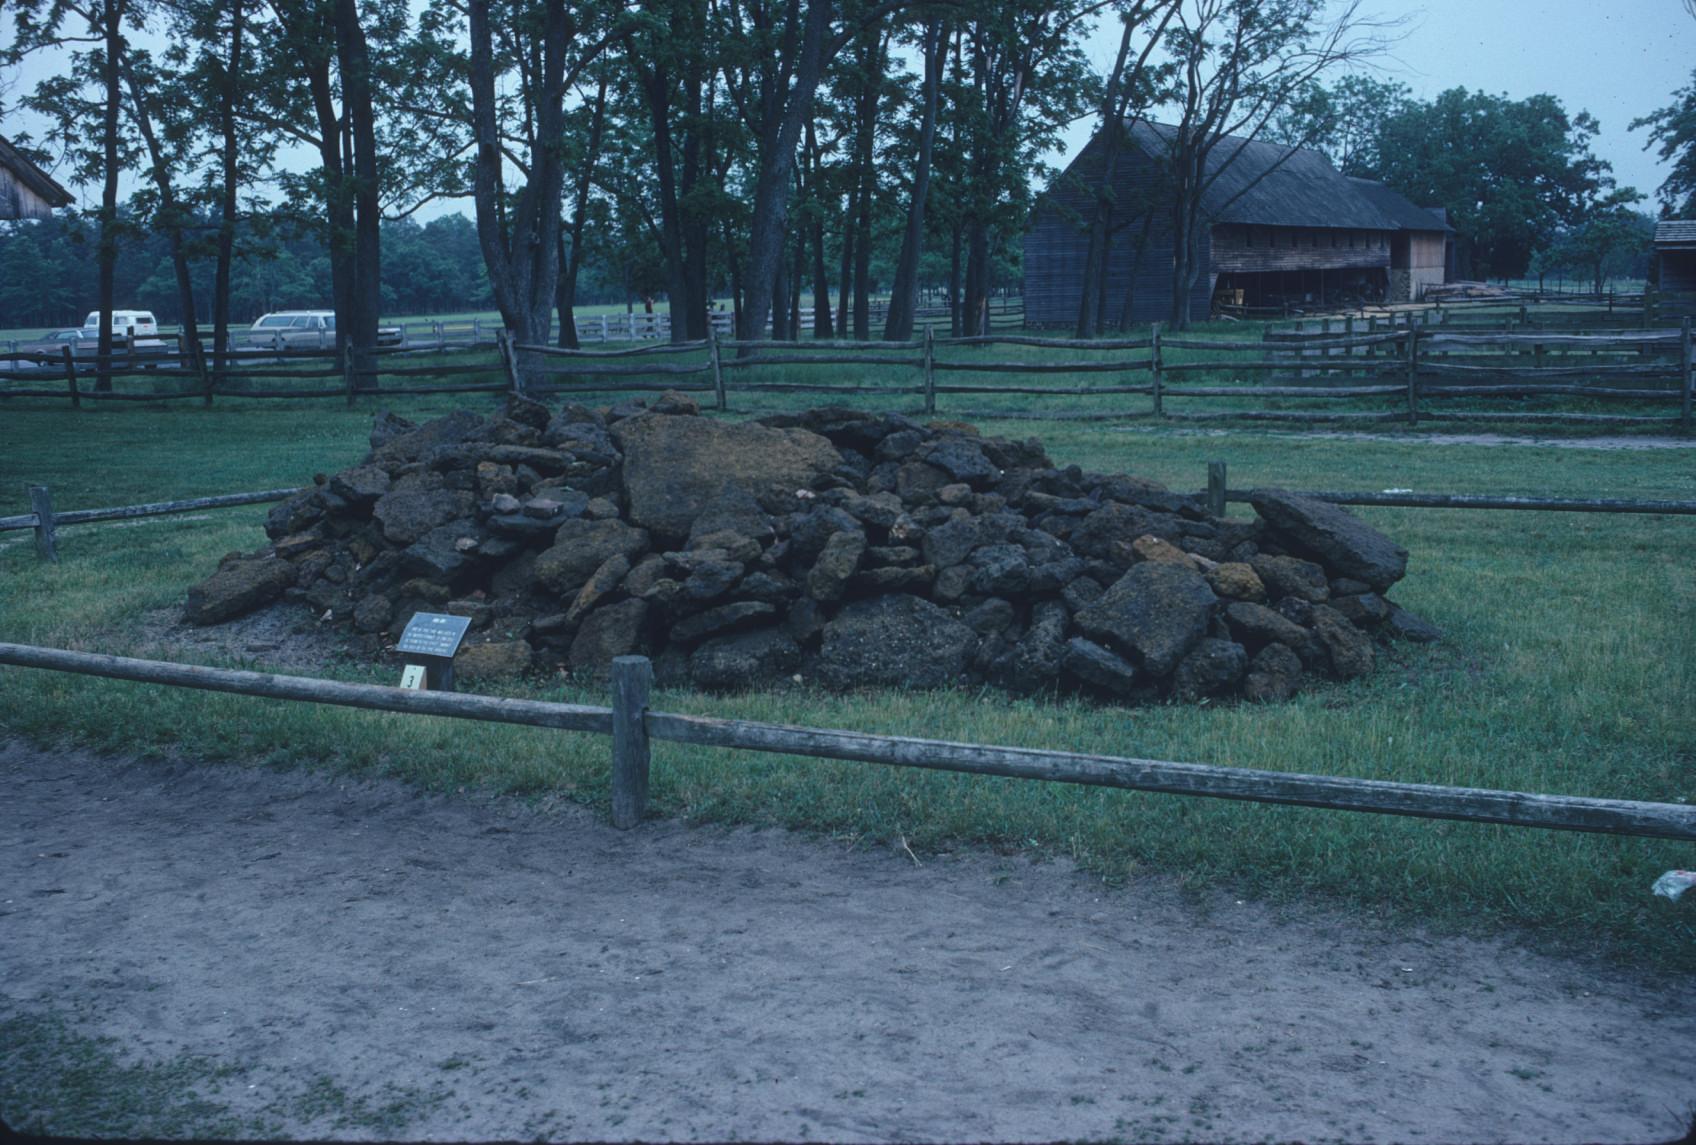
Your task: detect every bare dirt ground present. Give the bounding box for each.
[2,737,1691,1144]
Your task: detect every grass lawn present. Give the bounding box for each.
[1,394,1693,971]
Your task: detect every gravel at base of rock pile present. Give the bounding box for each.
[183,394,1437,701]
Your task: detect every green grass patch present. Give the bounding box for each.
[2,399,1693,971]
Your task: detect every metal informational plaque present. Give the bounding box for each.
[396,612,472,659]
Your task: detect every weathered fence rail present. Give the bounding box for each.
[1,642,1690,841]
[5,317,1692,434]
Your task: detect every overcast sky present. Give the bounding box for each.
[3,0,1694,218]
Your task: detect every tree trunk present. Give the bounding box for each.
[734,0,833,345]
[882,18,941,343]
[790,224,805,336]
[963,219,990,336]
[771,238,791,340]
[122,60,204,380]
[836,206,853,335]
[948,223,962,336]
[557,76,608,349]
[213,0,243,387]
[811,213,833,338]
[94,0,126,392]
[335,0,381,387]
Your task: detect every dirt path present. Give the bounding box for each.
[2,739,1689,1143]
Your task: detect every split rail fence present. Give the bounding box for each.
[3,317,1691,432]
[0,642,1690,842]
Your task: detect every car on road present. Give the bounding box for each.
[249,310,404,350]
[79,309,174,366]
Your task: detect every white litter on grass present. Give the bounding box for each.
[1652,871,1696,901]
[1381,488,1413,494]
[0,513,215,555]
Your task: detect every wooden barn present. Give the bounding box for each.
[1024,120,1451,327]
[0,136,73,220]
[1653,220,1696,321]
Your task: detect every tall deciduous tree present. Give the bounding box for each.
[1632,68,1696,220]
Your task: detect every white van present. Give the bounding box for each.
[83,309,160,340]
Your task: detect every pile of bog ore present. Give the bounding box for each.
[184,394,1439,701]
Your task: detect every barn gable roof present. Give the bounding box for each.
[1654,220,1696,250]
[0,135,74,210]
[1051,120,1449,234]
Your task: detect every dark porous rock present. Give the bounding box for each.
[814,594,976,690]
[787,506,861,564]
[969,544,1031,597]
[1074,562,1217,678]
[370,409,418,450]
[670,601,778,646]
[564,554,632,625]
[1061,575,1105,614]
[1205,561,1266,603]
[964,597,1016,636]
[688,529,764,565]
[265,488,323,540]
[895,460,952,502]
[1006,600,1069,693]
[1251,554,1330,603]
[1223,601,1311,652]
[1385,602,1443,643]
[690,628,803,691]
[931,564,972,603]
[1243,643,1303,703]
[500,393,553,430]
[918,436,998,486]
[807,530,867,602]
[921,512,979,570]
[535,519,651,596]
[1061,637,1138,696]
[373,487,476,546]
[1331,592,1390,628]
[785,597,827,645]
[329,465,391,507]
[614,413,840,540]
[681,558,744,602]
[568,599,649,674]
[1311,604,1376,679]
[456,640,534,681]
[1069,502,1179,563]
[352,593,393,634]
[687,484,775,546]
[853,565,935,592]
[839,491,905,529]
[1172,638,1249,701]
[183,556,297,625]
[371,409,486,466]
[1251,489,1410,591]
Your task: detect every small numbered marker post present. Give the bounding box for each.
[395,612,473,692]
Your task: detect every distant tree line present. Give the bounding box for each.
[2,0,1692,379]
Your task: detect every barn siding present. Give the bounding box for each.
[1210,224,1390,273]
[0,170,58,220]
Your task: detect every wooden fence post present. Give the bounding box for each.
[923,324,936,415]
[1151,322,1164,416]
[28,485,58,563]
[600,314,609,343]
[1207,461,1227,519]
[498,331,525,396]
[1681,316,1693,433]
[1405,326,1419,426]
[611,655,652,830]
[709,324,726,412]
[60,346,80,409]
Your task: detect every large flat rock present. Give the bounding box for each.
[612,413,841,542]
[1250,489,1409,591]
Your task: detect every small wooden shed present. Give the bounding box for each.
[0,136,73,220]
[1653,220,1696,321]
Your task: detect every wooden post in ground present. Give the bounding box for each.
[708,325,726,412]
[1151,322,1164,416]
[1681,316,1693,433]
[1207,461,1227,519]
[611,655,652,830]
[498,331,524,396]
[923,325,936,415]
[1405,326,1420,426]
[60,346,80,409]
[28,485,58,563]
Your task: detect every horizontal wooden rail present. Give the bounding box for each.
[536,361,712,377]
[718,354,923,369]
[1163,384,1406,399]
[1227,489,1696,515]
[1424,331,1679,348]
[723,338,922,351]
[0,643,613,733]
[0,487,299,533]
[935,335,1153,351]
[2,641,1691,841]
[931,358,1152,374]
[642,712,1696,839]
[513,339,709,358]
